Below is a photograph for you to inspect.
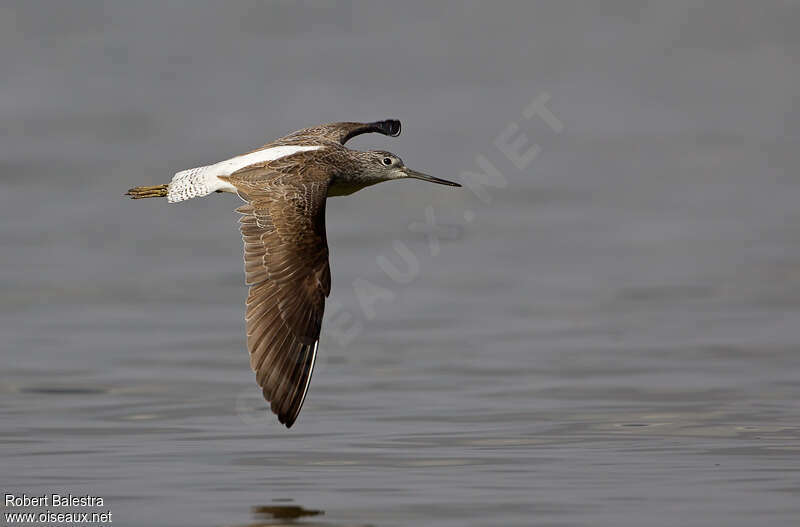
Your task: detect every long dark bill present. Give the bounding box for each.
[404,169,461,187]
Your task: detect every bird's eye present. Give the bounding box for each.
[382,157,393,166]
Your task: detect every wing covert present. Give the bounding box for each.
[285,119,401,145]
[227,165,331,427]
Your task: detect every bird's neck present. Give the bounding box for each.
[327,151,383,197]
[328,171,381,197]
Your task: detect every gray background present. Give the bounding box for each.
[1,2,799,526]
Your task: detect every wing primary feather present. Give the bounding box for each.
[229,159,331,428]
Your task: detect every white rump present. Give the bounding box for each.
[167,145,323,203]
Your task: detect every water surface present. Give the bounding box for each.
[1,2,799,526]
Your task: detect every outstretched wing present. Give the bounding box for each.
[224,162,331,428]
[286,119,401,145]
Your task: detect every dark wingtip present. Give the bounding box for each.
[280,413,296,428]
[372,119,401,137]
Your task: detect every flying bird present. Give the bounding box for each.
[126,120,460,427]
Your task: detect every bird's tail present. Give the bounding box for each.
[125,184,168,199]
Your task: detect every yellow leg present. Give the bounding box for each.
[126,184,168,199]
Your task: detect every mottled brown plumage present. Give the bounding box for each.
[127,119,460,428]
[223,158,331,426]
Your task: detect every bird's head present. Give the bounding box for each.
[359,150,461,188]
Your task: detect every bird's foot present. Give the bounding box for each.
[126,184,168,199]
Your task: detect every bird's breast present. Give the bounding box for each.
[327,177,378,197]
